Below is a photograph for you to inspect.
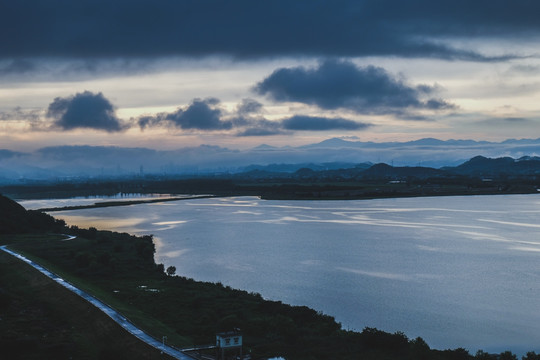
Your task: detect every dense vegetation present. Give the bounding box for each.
[0,242,174,360]
[1,194,540,359]
[0,194,66,234]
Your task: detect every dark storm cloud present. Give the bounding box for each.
[138,97,371,136]
[235,115,370,137]
[0,59,36,75]
[236,98,264,116]
[1,0,538,61]
[425,99,456,110]
[46,91,124,132]
[282,116,370,131]
[165,98,231,130]
[139,98,245,132]
[475,116,534,128]
[237,126,285,137]
[234,112,372,136]
[139,98,232,131]
[255,60,455,114]
[0,107,41,122]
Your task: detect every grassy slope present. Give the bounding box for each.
[0,237,175,360]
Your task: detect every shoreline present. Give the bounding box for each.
[33,187,540,212]
[38,194,221,212]
[36,192,540,355]
[5,193,540,358]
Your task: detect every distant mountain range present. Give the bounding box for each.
[299,137,540,149]
[229,155,540,182]
[445,155,540,177]
[242,162,372,174]
[1,137,540,183]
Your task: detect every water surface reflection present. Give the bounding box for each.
[38,194,540,354]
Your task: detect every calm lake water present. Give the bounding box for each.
[21,194,540,354]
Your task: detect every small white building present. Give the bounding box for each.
[216,329,242,359]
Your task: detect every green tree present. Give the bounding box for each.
[475,350,494,360]
[166,266,176,276]
[523,352,540,360]
[499,351,517,360]
[410,336,430,360]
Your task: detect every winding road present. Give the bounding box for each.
[0,244,195,360]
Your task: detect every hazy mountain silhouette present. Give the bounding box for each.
[232,155,540,182]
[1,137,540,182]
[444,155,540,177]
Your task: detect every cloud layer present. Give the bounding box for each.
[46,91,124,132]
[282,116,369,131]
[1,91,373,135]
[139,98,232,131]
[138,97,370,135]
[255,60,454,115]
[1,0,539,61]
[8,57,456,135]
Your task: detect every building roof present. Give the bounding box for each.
[216,329,242,338]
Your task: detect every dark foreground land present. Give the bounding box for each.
[0,241,175,360]
[1,194,540,360]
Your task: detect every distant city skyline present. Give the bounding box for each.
[1,0,540,153]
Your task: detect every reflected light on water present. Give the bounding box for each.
[54,214,147,232]
[36,194,540,355]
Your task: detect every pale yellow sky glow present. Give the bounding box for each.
[1,1,540,184]
[2,54,540,152]
[1,0,540,171]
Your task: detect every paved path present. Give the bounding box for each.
[0,244,194,360]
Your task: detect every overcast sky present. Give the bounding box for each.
[2,0,540,152]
